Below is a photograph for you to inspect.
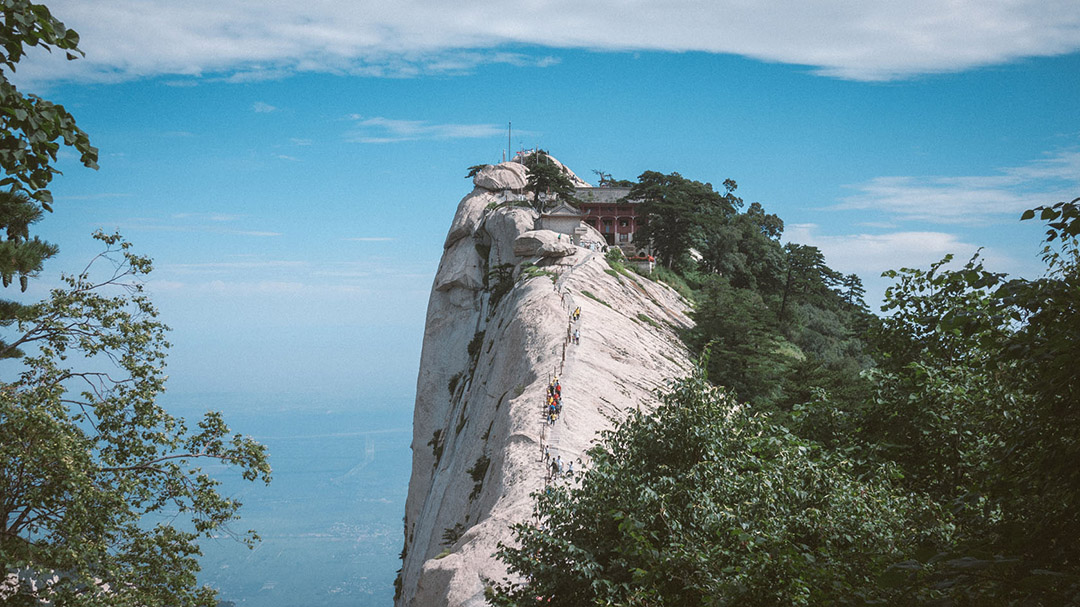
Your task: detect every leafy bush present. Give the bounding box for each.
[580,290,611,308]
[649,264,696,301]
[520,262,556,283]
[468,331,486,359]
[487,264,515,311]
[428,429,444,464]
[636,313,661,329]
[448,371,464,396]
[488,367,932,606]
[467,454,491,500]
[442,523,466,547]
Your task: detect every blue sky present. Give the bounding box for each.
[8,0,1080,406]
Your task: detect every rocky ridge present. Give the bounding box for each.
[397,161,694,606]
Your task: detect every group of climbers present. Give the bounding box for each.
[546,377,562,426]
[565,308,583,347]
[549,455,562,480]
[543,447,573,480]
[540,300,585,484]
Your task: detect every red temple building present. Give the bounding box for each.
[574,186,646,254]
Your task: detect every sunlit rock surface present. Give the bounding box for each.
[472,162,528,192]
[397,160,694,607]
[512,229,576,258]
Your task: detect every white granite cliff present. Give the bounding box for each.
[396,161,694,606]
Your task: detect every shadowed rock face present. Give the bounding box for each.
[397,162,694,607]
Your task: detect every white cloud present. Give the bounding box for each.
[314,270,372,278]
[252,101,277,113]
[346,116,504,143]
[150,266,433,297]
[786,224,982,274]
[165,260,307,274]
[171,212,244,221]
[194,279,308,296]
[58,192,134,201]
[155,278,428,298]
[835,148,1080,224]
[132,224,282,237]
[784,223,1036,308]
[16,0,1080,85]
[145,279,188,292]
[231,230,283,236]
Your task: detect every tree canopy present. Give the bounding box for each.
[588,167,872,409]
[1,0,98,353]
[591,169,634,188]
[845,211,1080,603]
[0,0,98,208]
[498,146,1080,604]
[0,189,55,298]
[522,151,576,212]
[488,365,934,606]
[629,171,739,270]
[1,4,270,605]
[1,233,271,606]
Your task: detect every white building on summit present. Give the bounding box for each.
[539,201,588,245]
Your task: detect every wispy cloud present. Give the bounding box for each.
[152,258,436,294]
[116,214,282,237]
[119,223,283,237]
[171,212,244,222]
[835,148,1080,225]
[58,192,134,201]
[786,224,983,273]
[252,101,277,113]
[346,116,503,143]
[231,230,283,237]
[147,278,431,298]
[785,222,1042,309]
[19,0,1080,85]
[165,260,307,274]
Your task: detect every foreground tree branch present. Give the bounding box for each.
[1,232,271,606]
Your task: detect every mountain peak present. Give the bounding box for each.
[397,161,693,607]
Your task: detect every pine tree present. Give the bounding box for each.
[1,0,99,356]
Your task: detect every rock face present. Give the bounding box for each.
[510,152,591,188]
[397,163,694,607]
[512,229,576,258]
[472,163,528,192]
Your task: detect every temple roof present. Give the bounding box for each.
[541,202,585,217]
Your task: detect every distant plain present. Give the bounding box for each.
[163,396,413,607]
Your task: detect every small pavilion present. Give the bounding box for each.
[540,202,588,245]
